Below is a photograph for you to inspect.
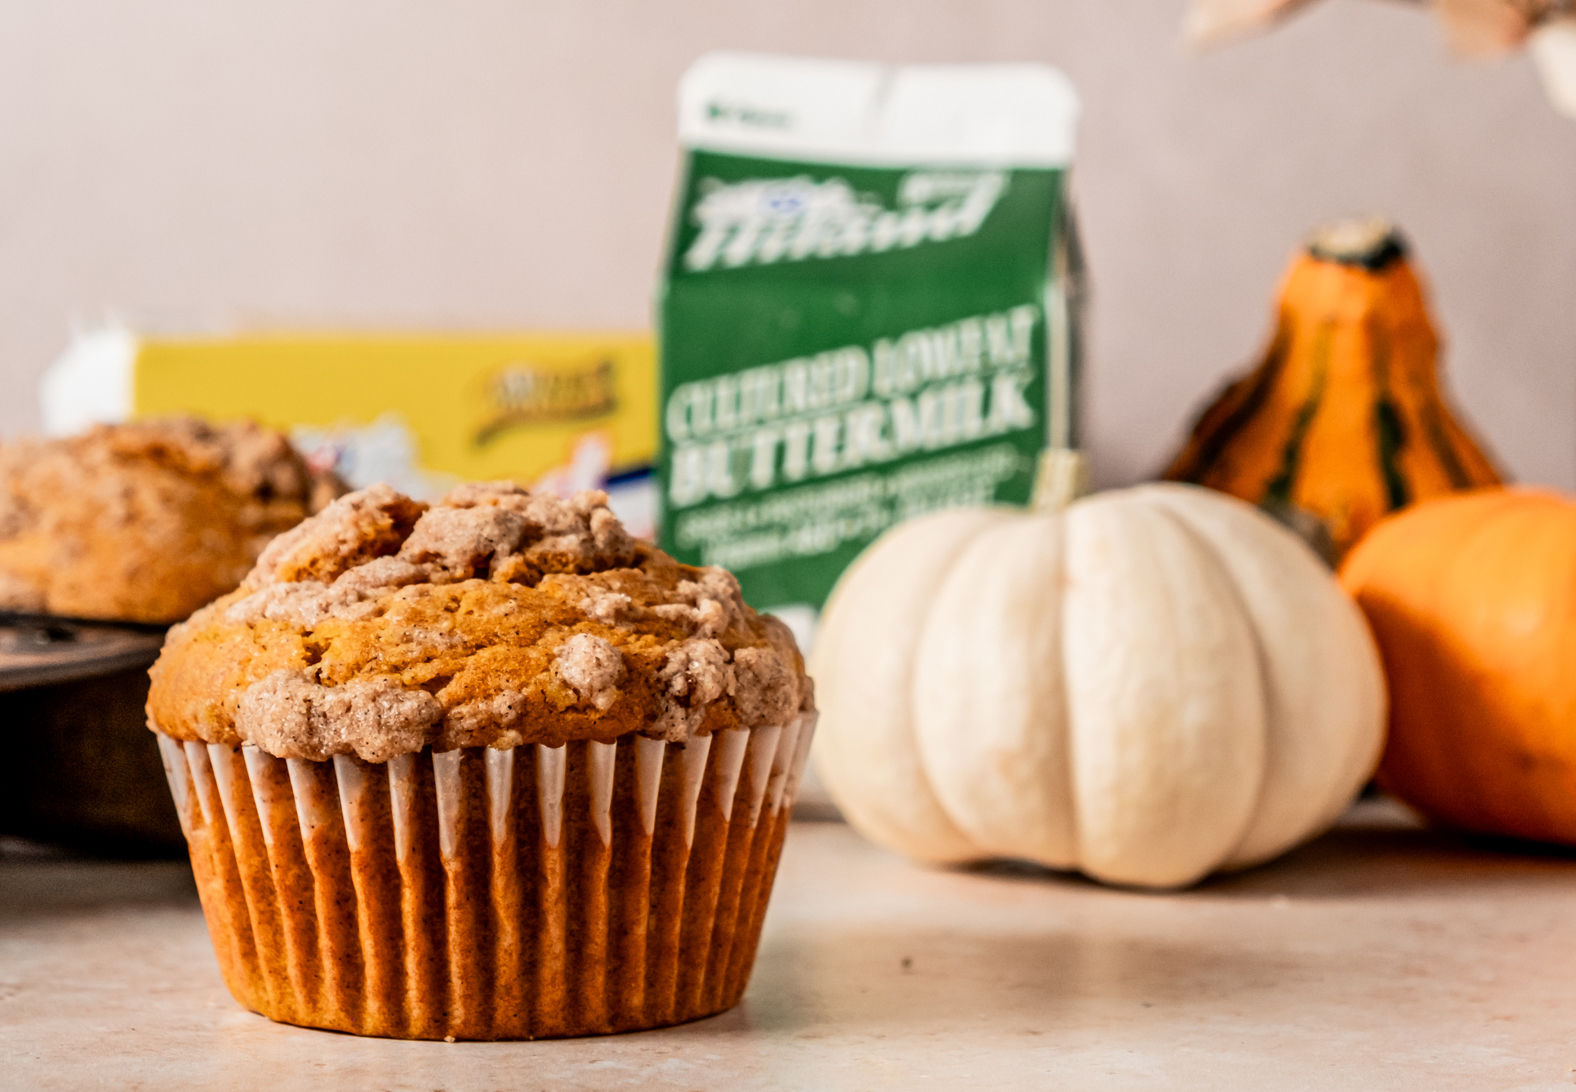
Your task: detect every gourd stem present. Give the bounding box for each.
[1305,218,1408,272]
[1032,448,1089,515]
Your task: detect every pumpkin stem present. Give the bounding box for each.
[1305,217,1407,272]
[1032,448,1089,514]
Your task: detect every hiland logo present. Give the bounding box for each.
[682,170,1008,272]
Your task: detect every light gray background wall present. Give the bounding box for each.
[2,0,1572,488]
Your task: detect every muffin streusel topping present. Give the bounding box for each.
[0,417,343,623]
[147,482,812,762]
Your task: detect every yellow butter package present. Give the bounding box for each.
[41,329,658,538]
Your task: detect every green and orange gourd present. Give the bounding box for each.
[1164,219,1501,559]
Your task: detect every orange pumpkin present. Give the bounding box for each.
[1165,219,1501,559]
[1340,488,1576,843]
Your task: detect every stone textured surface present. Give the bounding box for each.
[4,800,1576,1090]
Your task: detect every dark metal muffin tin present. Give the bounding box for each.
[0,615,181,854]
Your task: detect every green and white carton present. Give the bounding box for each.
[658,53,1083,645]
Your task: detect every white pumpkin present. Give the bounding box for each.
[809,482,1385,889]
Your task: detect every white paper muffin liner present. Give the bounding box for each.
[155,713,816,1040]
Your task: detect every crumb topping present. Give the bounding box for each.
[554,633,625,713]
[0,417,345,623]
[236,670,443,764]
[248,484,425,587]
[147,482,812,759]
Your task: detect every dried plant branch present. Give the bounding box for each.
[1183,0,1576,116]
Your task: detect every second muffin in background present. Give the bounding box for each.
[149,481,816,1040]
[0,417,345,623]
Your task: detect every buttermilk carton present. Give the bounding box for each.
[658,53,1084,645]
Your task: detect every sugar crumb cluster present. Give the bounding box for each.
[148,481,813,762]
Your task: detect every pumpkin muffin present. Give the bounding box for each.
[0,417,344,623]
[148,481,816,1040]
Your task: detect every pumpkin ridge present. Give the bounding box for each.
[1417,400,1472,489]
[1061,497,1267,886]
[1443,404,1503,484]
[1389,319,1476,491]
[1263,320,1333,507]
[1166,324,1293,486]
[1369,319,1411,510]
[1143,496,1274,869]
[911,513,1079,866]
[807,508,999,863]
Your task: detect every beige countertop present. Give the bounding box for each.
[2,799,1574,1091]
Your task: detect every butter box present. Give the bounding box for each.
[42,330,658,537]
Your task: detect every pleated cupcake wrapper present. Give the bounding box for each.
[155,714,816,1040]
